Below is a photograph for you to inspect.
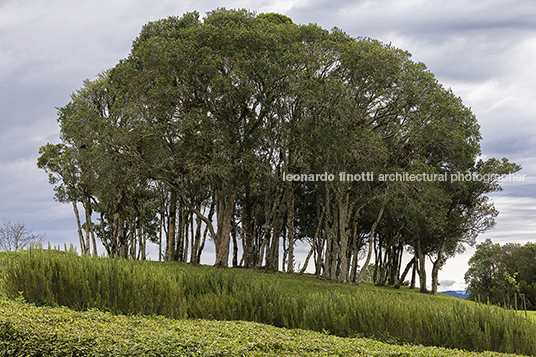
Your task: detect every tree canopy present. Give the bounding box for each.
[38,9,519,294]
[465,239,536,309]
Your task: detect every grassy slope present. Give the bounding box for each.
[516,310,536,320]
[1,251,534,355]
[0,298,519,357]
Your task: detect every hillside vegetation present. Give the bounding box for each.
[0,298,523,357]
[1,248,535,355]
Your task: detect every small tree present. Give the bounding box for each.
[0,220,45,251]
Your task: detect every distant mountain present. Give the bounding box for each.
[441,290,469,299]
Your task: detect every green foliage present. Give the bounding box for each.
[466,239,536,310]
[257,12,293,24]
[1,298,525,357]
[2,249,536,355]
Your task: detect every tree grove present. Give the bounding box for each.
[38,9,519,294]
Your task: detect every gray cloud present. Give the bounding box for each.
[439,280,456,289]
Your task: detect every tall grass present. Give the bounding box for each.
[1,247,535,355]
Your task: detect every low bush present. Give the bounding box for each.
[0,298,523,356]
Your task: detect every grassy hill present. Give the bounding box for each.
[1,248,535,355]
[0,298,522,356]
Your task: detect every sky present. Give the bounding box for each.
[1,0,535,291]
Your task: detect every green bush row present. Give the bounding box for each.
[0,298,522,357]
[1,248,535,355]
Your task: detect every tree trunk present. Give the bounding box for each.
[257,182,284,268]
[268,206,285,271]
[215,186,236,268]
[130,219,137,259]
[410,249,417,289]
[322,187,334,280]
[111,211,121,257]
[286,184,295,273]
[336,186,350,283]
[394,257,415,289]
[165,187,177,261]
[83,196,92,257]
[175,197,185,261]
[138,216,146,260]
[232,220,238,267]
[191,213,202,264]
[417,239,427,293]
[243,179,255,268]
[300,210,324,275]
[179,192,216,264]
[88,198,97,257]
[117,214,127,259]
[99,211,111,255]
[349,230,361,283]
[431,239,446,295]
[72,201,86,254]
[356,202,385,285]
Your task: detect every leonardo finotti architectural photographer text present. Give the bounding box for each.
[282,172,526,183]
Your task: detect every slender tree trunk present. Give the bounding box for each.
[269,206,285,271]
[112,211,121,257]
[349,231,361,283]
[198,201,215,263]
[99,211,111,255]
[243,179,255,268]
[395,257,415,289]
[166,188,177,261]
[140,203,146,260]
[286,184,295,273]
[158,210,163,261]
[257,182,284,268]
[215,186,236,268]
[431,239,446,295]
[178,191,215,264]
[322,187,334,280]
[183,211,190,262]
[232,220,238,267]
[336,186,350,283]
[130,219,137,259]
[72,201,86,254]
[356,202,385,285]
[138,218,145,260]
[83,196,92,257]
[176,197,185,261]
[300,210,325,274]
[87,198,97,257]
[191,212,202,264]
[117,215,127,259]
[417,238,427,293]
[323,225,334,279]
[410,249,417,289]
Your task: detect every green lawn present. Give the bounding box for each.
[516,309,536,320]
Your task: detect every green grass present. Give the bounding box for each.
[1,247,535,355]
[516,309,536,320]
[0,298,522,356]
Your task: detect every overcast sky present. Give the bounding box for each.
[1,0,535,291]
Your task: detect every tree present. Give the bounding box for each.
[0,220,45,251]
[465,239,536,310]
